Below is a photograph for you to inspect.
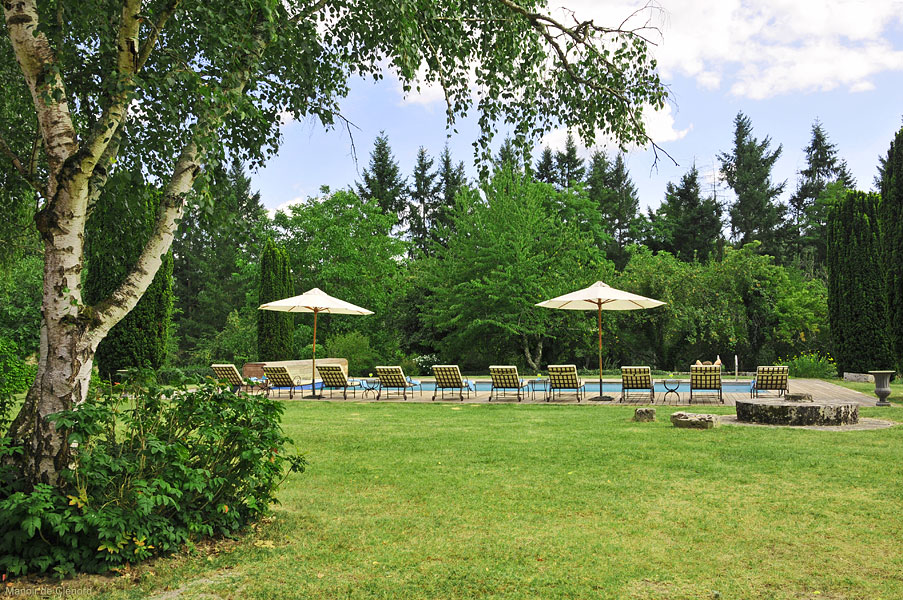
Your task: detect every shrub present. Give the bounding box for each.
[0,380,306,576]
[324,331,378,376]
[413,354,440,373]
[778,352,837,378]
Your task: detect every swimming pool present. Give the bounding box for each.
[412,380,751,394]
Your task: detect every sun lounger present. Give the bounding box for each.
[621,366,654,403]
[375,365,421,400]
[211,363,259,393]
[317,364,363,400]
[431,365,475,401]
[488,365,529,401]
[546,364,586,402]
[750,365,789,397]
[262,365,305,399]
[690,364,722,404]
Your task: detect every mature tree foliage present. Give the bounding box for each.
[273,190,404,356]
[790,120,855,269]
[878,127,903,369]
[357,132,407,220]
[555,133,585,190]
[84,171,173,378]
[407,147,438,258]
[421,167,610,371]
[719,112,788,259]
[257,239,294,361]
[0,0,667,486]
[586,151,642,268]
[534,147,557,185]
[172,160,269,362]
[646,165,723,262]
[432,145,468,249]
[826,191,893,374]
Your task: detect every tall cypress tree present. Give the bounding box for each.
[718,112,788,258]
[84,170,174,378]
[356,131,407,220]
[826,191,894,375]
[407,147,438,257]
[555,133,585,190]
[257,239,294,361]
[879,127,903,369]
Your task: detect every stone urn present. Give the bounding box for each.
[868,371,895,407]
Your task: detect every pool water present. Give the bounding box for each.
[414,381,751,394]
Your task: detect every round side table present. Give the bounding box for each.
[662,379,680,402]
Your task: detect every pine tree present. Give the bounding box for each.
[494,137,523,171]
[407,147,438,257]
[84,170,173,378]
[534,147,556,184]
[257,239,294,361]
[790,120,855,268]
[718,112,788,259]
[555,133,585,190]
[879,127,903,369]
[648,165,723,261]
[357,131,407,220]
[433,145,467,248]
[826,191,894,375]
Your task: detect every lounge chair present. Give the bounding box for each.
[211,363,259,393]
[488,365,529,401]
[431,365,475,401]
[621,366,654,403]
[546,364,586,402]
[750,365,789,397]
[317,364,363,400]
[690,364,723,404]
[262,365,304,399]
[375,366,422,400]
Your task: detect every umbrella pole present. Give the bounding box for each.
[596,304,605,400]
[306,308,320,398]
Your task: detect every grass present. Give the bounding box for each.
[828,377,903,405]
[16,401,903,599]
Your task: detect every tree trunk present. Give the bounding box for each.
[522,335,543,372]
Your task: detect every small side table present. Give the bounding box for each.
[529,379,549,402]
[662,379,680,403]
[360,378,380,398]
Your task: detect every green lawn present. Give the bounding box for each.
[828,377,903,405]
[41,402,903,599]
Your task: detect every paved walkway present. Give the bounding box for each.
[290,378,879,407]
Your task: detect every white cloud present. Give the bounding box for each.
[268,195,307,218]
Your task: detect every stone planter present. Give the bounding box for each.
[868,370,895,407]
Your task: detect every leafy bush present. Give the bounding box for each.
[0,338,33,430]
[413,354,440,373]
[0,380,306,576]
[324,331,378,376]
[778,352,837,378]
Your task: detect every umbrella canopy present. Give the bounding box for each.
[536,281,665,400]
[259,288,373,397]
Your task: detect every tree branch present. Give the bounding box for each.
[0,132,42,196]
[137,0,181,70]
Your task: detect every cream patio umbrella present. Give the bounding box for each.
[259,288,373,398]
[536,281,665,400]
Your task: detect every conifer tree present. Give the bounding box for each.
[534,147,557,185]
[879,127,903,369]
[408,147,438,257]
[826,191,894,375]
[555,133,585,190]
[357,131,407,219]
[257,239,294,361]
[718,112,788,258]
[433,145,467,248]
[647,165,722,262]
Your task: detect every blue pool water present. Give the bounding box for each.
[407,381,750,394]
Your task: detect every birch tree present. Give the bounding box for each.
[1,0,667,488]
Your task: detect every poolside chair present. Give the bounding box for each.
[750,365,789,397]
[317,364,363,400]
[488,365,529,402]
[546,365,586,402]
[211,363,260,393]
[431,365,475,401]
[374,365,421,400]
[262,365,304,399]
[620,366,654,403]
[690,364,723,404]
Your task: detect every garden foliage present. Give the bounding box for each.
[0,379,305,577]
[257,239,295,361]
[879,127,903,370]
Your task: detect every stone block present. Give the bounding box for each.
[670,412,719,429]
[843,372,874,383]
[633,407,656,422]
[784,393,813,403]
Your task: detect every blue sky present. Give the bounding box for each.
[251,0,903,215]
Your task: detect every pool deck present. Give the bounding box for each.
[289,378,879,407]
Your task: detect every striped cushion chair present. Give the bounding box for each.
[620,366,654,403]
[211,363,247,392]
[546,365,586,403]
[262,365,302,399]
[431,365,475,401]
[751,365,789,397]
[317,364,363,400]
[690,364,723,404]
[488,365,529,402]
[375,366,421,400]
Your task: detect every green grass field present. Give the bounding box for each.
[46,400,902,600]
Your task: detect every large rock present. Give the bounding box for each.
[670,412,719,429]
[735,399,859,426]
[633,408,656,422]
[844,372,874,383]
[784,393,813,403]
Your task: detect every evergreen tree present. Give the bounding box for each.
[357,131,407,220]
[826,191,894,375]
[257,239,294,361]
[494,137,524,171]
[84,171,174,378]
[586,152,641,268]
[433,145,467,248]
[647,165,723,262]
[790,120,855,268]
[879,127,903,369]
[407,147,438,257]
[534,147,557,185]
[718,112,788,258]
[555,133,585,190]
